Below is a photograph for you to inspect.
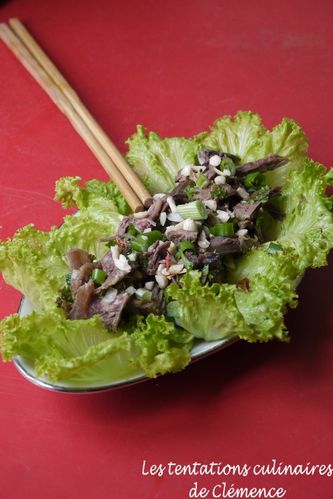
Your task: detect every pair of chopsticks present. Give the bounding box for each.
[0,18,152,212]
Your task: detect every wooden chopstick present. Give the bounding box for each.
[0,19,152,212]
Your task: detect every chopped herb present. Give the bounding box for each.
[106,239,118,247]
[243,172,266,191]
[211,185,226,200]
[65,272,71,287]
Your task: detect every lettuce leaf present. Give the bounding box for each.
[0,309,192,383]
[165,271,251,341]
[229,247,300,341]
[276,160,333,270]
[195,111,308,164]
[126,125,199,193]
[0,111,332,385]
[131,314,193,377]
[55,176,130,215]
[0,178,122,309]
[0,309,134,384]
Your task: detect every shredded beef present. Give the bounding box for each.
[193,186,212,201]
[69,280,95,320]
[236,154,288,176]
[209,237,242,254]
[166,229,198,245]
[70,262,94,296]
[97,249,129,292]
[117,215,155,236]
[233,201,261,221]
[146,241,171,275]
[129,286,164,316]
[89,292,129,330]
[67,248,91,271]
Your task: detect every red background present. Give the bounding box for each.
[0,1,332,498]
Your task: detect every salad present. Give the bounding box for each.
[0,111,332,385]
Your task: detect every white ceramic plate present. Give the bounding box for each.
[13,296,237,393]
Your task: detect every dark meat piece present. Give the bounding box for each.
[236,154,288,176]
[237,277,250,291]
[199,251,220,265]
[70,262,94,296]
[170,179,190,196]
[67,248,91,271]
[221,184,238,198]
[193,186,212,201]
[146,241,171,276]
[197,149,218,166]
[117,215,155,236]
[69,280,95,320]
[129,286,165,316]
[89,292,129,331]
[206,166,216,181]
[264,203,285,220]
[100,250,116,274]
[147,198,165,221]
[239,237,259,252]
[97,249,129,292]
[197,149,240,166]
[233,201,261,221]
[166,229,198,245]
[209,237,242,254]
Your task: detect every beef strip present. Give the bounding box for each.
[67,248,91,271]
[206,166,216,181]
[89,292,129,331]
[170,179,190,196]
[69,280,95,320]
[70,262,94,296]
[264,203,285,220]
[233,201,261,221]
[193,186,212,201]
[197,149,240,166]
[209,236,242,254]
[239,237,258,253]
[147,198,165,221]
[97,249,130,292]
[199,251,220,265]
[146,241,171,275]
[236,154,288,176]
[117,215,156,236]
[221,183,238,198]
[166,229,198,245]
[129,285,164,316]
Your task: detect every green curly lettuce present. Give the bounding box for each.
[0,111,332,385]
[0,178,123,309]
[165,271,251,341]
[0,309,192,384]
[131,314,193,378]
[126,125,200,193]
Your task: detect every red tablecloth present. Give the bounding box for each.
[0,1,332,498]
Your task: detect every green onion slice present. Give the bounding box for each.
[176,200,208,220]
[210,223,234,237]
[196,174,209,188]
[92,268,107,284]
